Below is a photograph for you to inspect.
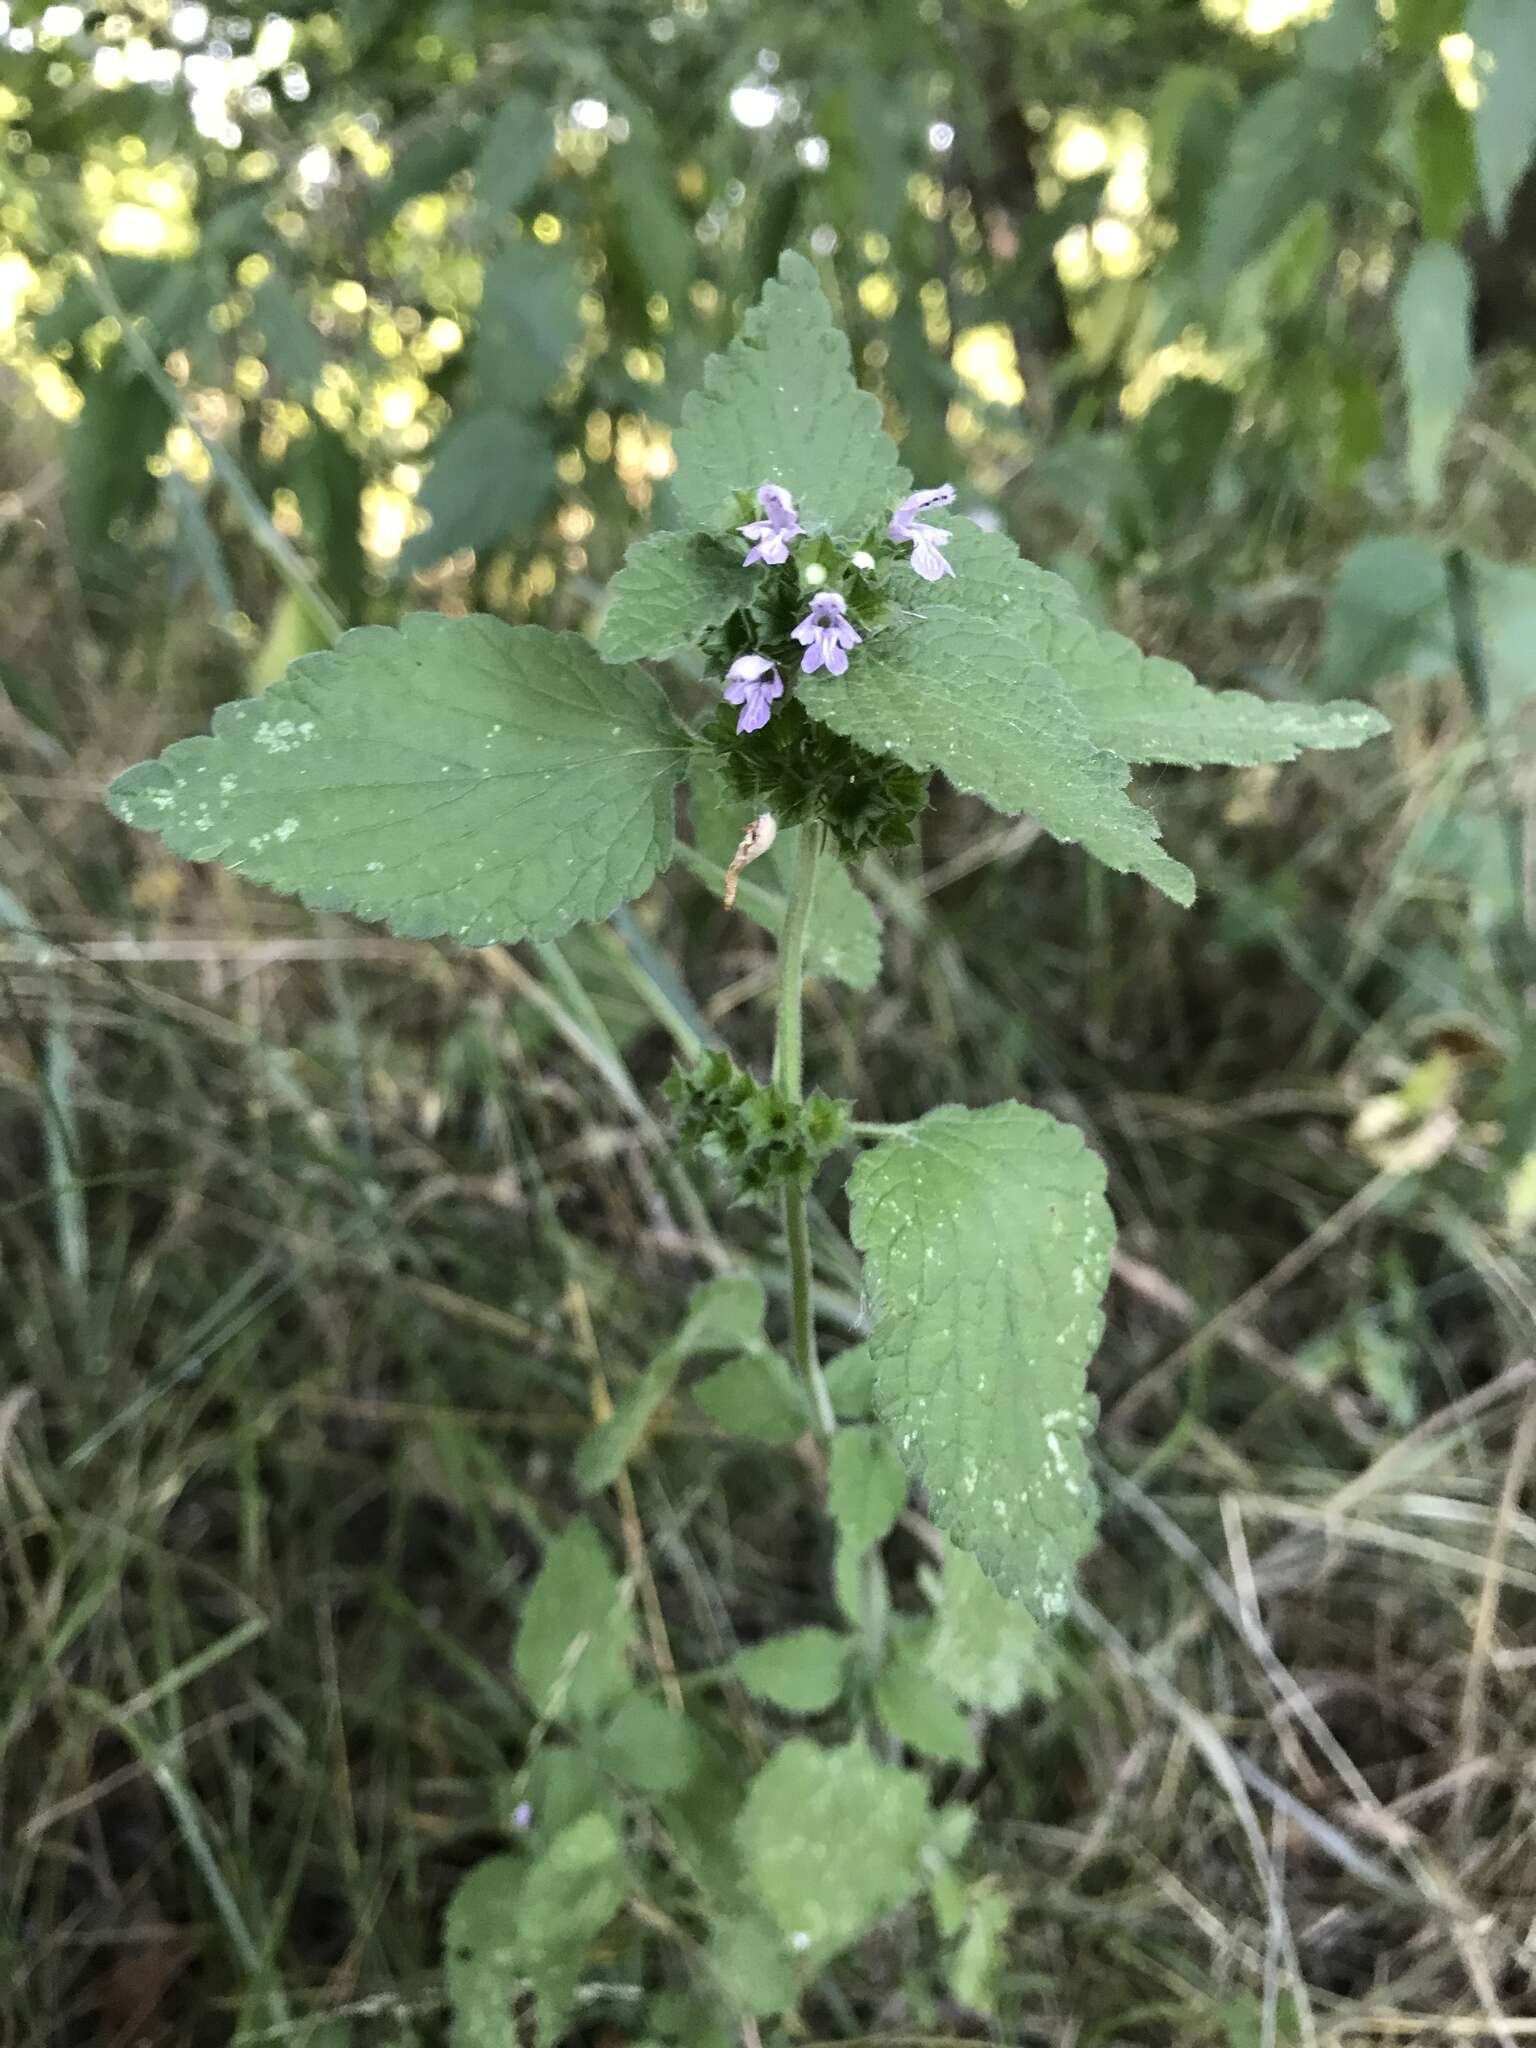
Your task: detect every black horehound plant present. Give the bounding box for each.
[108,252,1389,2036]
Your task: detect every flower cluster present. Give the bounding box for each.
[664,1050,851,1200]
[719,481,957,735]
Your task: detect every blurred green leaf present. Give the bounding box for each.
[1320,536,1454,689]
[874,1635,979,1766]
[401,409,556,571]
[740,835,884,993]
[367,125,479,231]
[576,1274,766,1492]
[443,1854,522,2048]
[692,1350,809,1442]
[1467,0,1536,233]
[515,1520,634,1724]
[1413,79,1478,241]
[1395,241,1474,507]
[444,1815,628,2048]
[946,1887,1013,2017]
[1396,0,1467,51]
[475,243,584,406]
[1300,0,1380,70]
[827,1424,907,1554]
[65,362,171,563]
[706,1910,796,2018]
[476,90,554,216]
[251,276,325,396]
[734,1626,853,1713]
[922,1544,1049,1713]
[823,1340,877,1421]
[608,109,697,309]
[736,1738,936,1964]
[1199,75,1363,296]
[595,1693,702,1793]
[283,421,367,615]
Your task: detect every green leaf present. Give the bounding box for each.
[848,1102,1114,1615]
[444,1816,628,2048]
[672,249,909,538]
[737,834,883,992]
[1299,0,1379,70]
[444,1854,523,2048]
[1395,241,1474,508]
[798,606,1197,906]
[107,617,686,947]
[608,106,697,308]
[1199,75,1363,293]
[922,1545,1050,1712]
[283,420,367,614]
[367,127,479,230]
[513,1744,619,1842]
[946,520,1388,766]
[736,1738,936,1963]
[1396,0,1466,51]
[706,1910,796,2018]
[66,362,171,562]
[1468,0,1536,233]
[598,530,748,662]
[1413,79,1478,241]
[1319,536,1454,690]
[400,409,555,571]
[595,1693,702,1793]
[734,1627,853,1713]
[576,1274,765,1492]
[823,1339,877,1421]
[514,1520,634,1722]
[693,1350,810,1443]
[675,1272,770,1352]
[795,846,883,991]
[1031,607,1389,766]
[946,1887,1013,2016]
[475,243,584,406]
[476,90,554,215]
[687,765,884,988]
[827,1425,907,1554]
[251,276,324,395]
[874,1638,979,1767]
[899,505,1084,622]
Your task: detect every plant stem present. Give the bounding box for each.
[774,826,837,1437]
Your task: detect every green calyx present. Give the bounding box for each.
[702,698,929,861]
[664,1050,852,1199]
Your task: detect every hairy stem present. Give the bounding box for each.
[775,826,837,1438]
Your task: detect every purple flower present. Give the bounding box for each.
[888,483,957,582]
[738,483,803,567]
[791,591,861,677]
[723,653,784,734]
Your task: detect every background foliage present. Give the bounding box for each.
[2,0,1535,2042]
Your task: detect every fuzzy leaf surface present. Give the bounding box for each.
[598,530,748,662]
[947,520,1389,766]
[848,1102,1114,1614]
[736,1739,935,1963]
[672,250,908,538]
[108,617,686,946]
[798,606,1196,904]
